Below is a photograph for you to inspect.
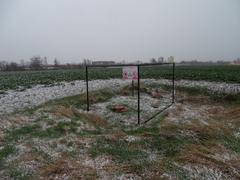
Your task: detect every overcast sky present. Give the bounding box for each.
[0,0,239,63]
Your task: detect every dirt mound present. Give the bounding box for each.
[110,104,128,113]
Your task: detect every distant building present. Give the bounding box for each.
[92,61,115,65]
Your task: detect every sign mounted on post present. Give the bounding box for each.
[122,66,138,80]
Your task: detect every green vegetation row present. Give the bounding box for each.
[0,65,239,91]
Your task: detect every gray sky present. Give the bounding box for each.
[0,0,239,63]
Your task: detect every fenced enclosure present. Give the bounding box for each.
[85,63,175,125]
[2,63,239,118]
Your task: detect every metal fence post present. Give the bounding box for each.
[172,63,175,104]
[132,80,134,96]
[137,65,140,125]
[86,66,89,111]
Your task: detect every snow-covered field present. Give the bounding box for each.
[0,78,239,115]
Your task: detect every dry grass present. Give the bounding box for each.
[224,107,240,120]
[77,112,108,128]
[0,115,33,144]
[53,106,75,118]
[207,106,225,115]
[0,115,32,130]
[177,144,240,179]
[207,106,240,129]
[184,120,231,140]
[179,94,210,104]
[159,121,179,138]
[104,129,127,141]
[53,106,109,128]
[162,109,232,143]
[207,106,240,120]
[15,153,42,163]
[158,96,240,178]
[39,156,97,179]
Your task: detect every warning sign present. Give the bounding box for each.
[122,66,138,80]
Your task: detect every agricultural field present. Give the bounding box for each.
[0,65,239,91]
[0,64,239,179]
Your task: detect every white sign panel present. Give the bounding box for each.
[122,66,138,80]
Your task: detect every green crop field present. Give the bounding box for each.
[0,65,239,91]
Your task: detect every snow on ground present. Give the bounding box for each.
[142,79,240,94]
[0,79,239,115]
[0,79,130,115]
[91,93,172,125]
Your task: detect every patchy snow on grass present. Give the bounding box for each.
[0,78,239,115]
[182,165,230,180]
[91,93,172,125]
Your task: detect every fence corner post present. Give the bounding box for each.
[86,65,89,111]
[172,63,175,104]
[137,65,140,125]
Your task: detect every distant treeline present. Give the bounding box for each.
[0,56,233,71]
[0,56,89,71]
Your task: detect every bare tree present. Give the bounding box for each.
[83,59,91,65]
[54,58,60,67]
[43,56,48,68]
[150,58,157,63]
[20,59,25,69]
[30,56,43,70]
[6,62,18,71]
[157,57,164,63]
[0,61,7,71]
[120,60,126,64]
